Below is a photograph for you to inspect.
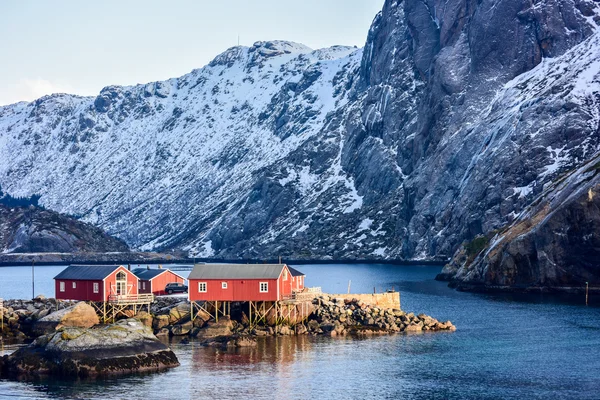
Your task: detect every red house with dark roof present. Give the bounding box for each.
[132,267,186,296]
[288,266,306,292]
[54,265,139,302]
[188,264,304,302]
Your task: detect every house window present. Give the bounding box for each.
[260,282,268,293]
[93,282,99,293]
[142,282,146,290]
[60,281,65,292]
[72,282,77,289]
[222,282,228,289]
[198,282,207,292]
[283,270,288,281]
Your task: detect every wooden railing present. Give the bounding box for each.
[290,287,322,301]
[107,293,154,305]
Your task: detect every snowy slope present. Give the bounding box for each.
[0,0,599,263]
[0,41,362,256]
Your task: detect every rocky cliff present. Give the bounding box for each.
[0,204,129,253]
[439,154,600,290]
[0,0,598,266]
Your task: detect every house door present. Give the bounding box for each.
[116,271,127,296]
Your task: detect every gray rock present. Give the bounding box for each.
[1,319,179,378]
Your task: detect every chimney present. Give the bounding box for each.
[158,264,162,269]
[147,265,150,270]
[127,264,131,271]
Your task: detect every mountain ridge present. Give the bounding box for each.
[1,0,599,278]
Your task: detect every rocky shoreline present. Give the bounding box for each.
[1,296,455,343]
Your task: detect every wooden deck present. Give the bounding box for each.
[107,293,154,305]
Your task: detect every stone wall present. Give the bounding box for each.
[325,292,400,310]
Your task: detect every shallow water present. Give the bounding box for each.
[1,263,599,399]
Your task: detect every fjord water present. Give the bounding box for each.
[1,264,599,399]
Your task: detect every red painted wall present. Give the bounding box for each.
[138,270,185,295]
[55,279,104,302]
[189,278,281,302]
[188,266,304,302]
[104,267,138,300]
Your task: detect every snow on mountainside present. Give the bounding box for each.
[0,0,599,266]
[0,41,362,257]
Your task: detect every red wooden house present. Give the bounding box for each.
[54,265,139,302]
[188,264,304,302]
[288,266,306,292]
[133,267,186,295]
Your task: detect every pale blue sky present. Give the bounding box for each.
[0,0,384,105]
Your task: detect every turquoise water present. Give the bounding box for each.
[1,263,599,399]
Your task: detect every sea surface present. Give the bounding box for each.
[1,263,599,399]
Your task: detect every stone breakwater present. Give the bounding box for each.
[304,295,455,336]
[147,295,455,339]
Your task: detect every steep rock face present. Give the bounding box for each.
[440,154,600,290]
[0,2,599,262]
[0,204,129,253]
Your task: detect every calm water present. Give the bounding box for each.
[1,263,600,399]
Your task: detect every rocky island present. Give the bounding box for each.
[0,301,179,379]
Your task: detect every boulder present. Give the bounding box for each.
[276,325,293,335]
[169,303,190,324]
[226,336,257,348]
[33,302,99,336]
[1,319,179,378]
[195,317,233,339]
[171,321,193,336]
[153,315,170,330]
[404,324,423,333]
[134,311,153,328]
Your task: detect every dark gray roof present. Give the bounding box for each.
[288,266,305,277]
[54,265,122,280]
[132,268,166,280]
[188,264,287,280]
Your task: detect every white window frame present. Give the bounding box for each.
[283,270,288,281]
[259,282,268,293]
[93,282,99,293]
[222,282,228,289]
[72,282,77,289]
[198,282,207,292]
[142,281,146,290]
[60,281,65,292]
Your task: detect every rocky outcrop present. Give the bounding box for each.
[0,204,129,254]
[440,155,600,291]
[0,319,179,378]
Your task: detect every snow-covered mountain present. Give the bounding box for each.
[1,0,599,270]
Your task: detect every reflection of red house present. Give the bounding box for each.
[133,267,185,295]
[188,264,304,302]
[54,265,139,302]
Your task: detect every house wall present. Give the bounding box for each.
[104,267,139,301]
[139,279,151,294]
[55,279,104,302]
[291,275,305,291]
[151,270,185,295]
[189,278,280,302]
